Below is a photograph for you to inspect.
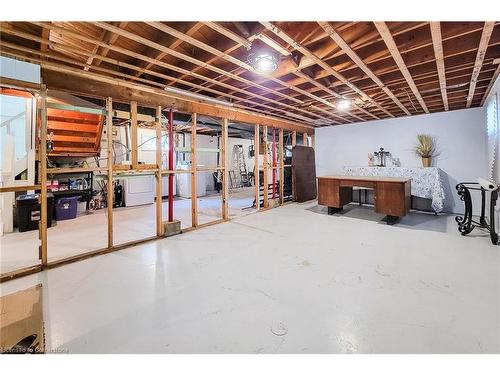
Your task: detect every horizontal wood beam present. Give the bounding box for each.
[40,66,314,134]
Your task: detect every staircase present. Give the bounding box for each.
[45,98,104,157]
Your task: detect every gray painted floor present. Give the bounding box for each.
[1,201,499,353]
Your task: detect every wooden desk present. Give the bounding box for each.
[317,175,411,224]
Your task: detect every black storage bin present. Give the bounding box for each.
[16,193,54,232]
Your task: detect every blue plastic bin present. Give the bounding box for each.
[55,196,79,220]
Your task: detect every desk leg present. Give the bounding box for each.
[386,215,399,225]
[328,206,343,215]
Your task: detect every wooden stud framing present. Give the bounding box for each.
[262,125,269,209]
[167,109,174,222]
[303,132,308,146]
[221,118,229,220]
[430,22,449,111]
[279,129,284,205]
[130,101,138,169]
[106,97,113,248]
[254,124,260,211]
[292,131,297,147]
[466,22,495,108]
[155,105,163,236]
[39,85,48,267]
[191,113,198,227]
[374,22,429,113]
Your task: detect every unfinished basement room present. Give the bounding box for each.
[1,1,500,373]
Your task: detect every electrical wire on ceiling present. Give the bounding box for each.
[401,88,418,112]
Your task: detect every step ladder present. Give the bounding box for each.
[230,144,249,188]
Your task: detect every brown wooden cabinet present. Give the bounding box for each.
[317,175,411,224]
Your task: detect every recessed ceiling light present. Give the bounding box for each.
[337,99,351,111]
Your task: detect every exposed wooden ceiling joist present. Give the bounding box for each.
[144,21,357,123]
[318,21,411,116]
[1,21,497,128]
[466,21,495,108]
[374,22,430,113]
[260,21,393,118]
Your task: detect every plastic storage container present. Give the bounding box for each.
[16,193,54,232]
[55,196,79,220]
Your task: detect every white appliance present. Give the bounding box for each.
[161,175,177,197]
[123,175,155,207]
[176,164,206,198]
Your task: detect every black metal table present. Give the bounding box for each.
[456,182,498,245]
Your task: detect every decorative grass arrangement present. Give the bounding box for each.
[414,134,437,167]
[414,134,436,158]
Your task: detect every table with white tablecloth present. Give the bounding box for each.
[341,166,446,212]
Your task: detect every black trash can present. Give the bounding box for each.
[16,193,54,232]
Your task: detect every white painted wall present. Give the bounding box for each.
[0,56,40,84]
[315,107,488,214]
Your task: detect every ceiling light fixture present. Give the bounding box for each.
[248,48,280,73]
[337,98,351,111]
[164,86,234,107]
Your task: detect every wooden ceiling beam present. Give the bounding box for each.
[40,27,50,53]
[28,22,328,123]
[39,66,315,134]
[183,22,376,121]
[5,24,333,124]
[318,21,411,116]
[93,21,307,106]
[145,21,356,123]
[92,21,128,67]
[374,22,429,113]
[261,21,392,118]
[203,22,251,49]
[429,22,449,111]
[134,22,203,78]
[1,42,323,125]
[466,21,495,108]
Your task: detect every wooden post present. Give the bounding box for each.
[291,131,296,200]
[271,128,277,200]
[191,113,198,227]
[130,101,138,169]
[106,97,113,248]
[303,132,308,146]
[262,125,268,208]
[221,118,229,220]
[155,105,163,236]
[279,128,284,205]
[39,85,48,267]
[168,109,174,222]
[254,124,260,211]
[311,134,315,149]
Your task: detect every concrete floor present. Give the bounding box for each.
[1,201,499,353]
[0,187,255,273]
